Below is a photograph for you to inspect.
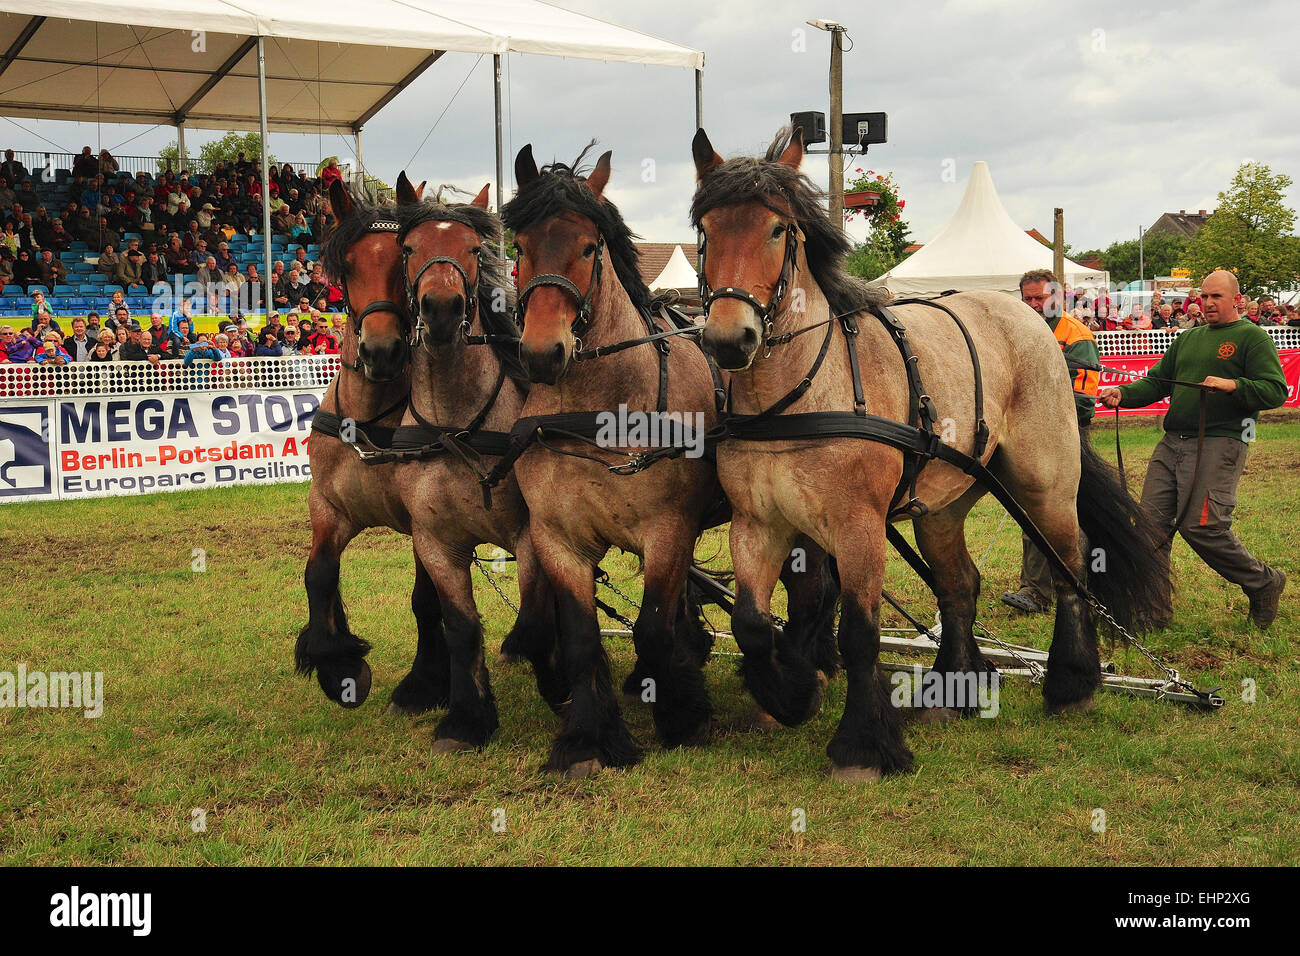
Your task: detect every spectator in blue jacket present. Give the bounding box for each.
[34,332,72,364]
[254,330,283,357]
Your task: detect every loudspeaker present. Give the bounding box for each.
[842,112,888,146]
[789,111,827,144]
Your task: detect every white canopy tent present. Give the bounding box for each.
[650,244,698,292]
[0,0,704,294]
[878,161,1107,296]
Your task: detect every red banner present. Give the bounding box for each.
[1098,349,1300,415]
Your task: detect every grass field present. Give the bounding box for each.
[2,412,1298,865]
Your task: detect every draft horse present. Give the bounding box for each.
[295,173,452,715]
[391,184,567,750]
[691,127,1171,780]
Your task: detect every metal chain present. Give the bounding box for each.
[973,620,1045,683]
[472,555,519,614]
[1085,596,1193,699]
[595,568,642,611]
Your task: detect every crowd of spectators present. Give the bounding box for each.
[1066,288,1300,332]
[0,146,356,368]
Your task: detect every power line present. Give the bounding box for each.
[403,54,484,172]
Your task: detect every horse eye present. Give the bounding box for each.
[771,224,785,239]
[470,246,482,257]
[583,243,597,258]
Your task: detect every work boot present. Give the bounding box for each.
[1247,568,1286,629]
[1001,588,1051,614]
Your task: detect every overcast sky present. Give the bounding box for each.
[6,0,1298,252]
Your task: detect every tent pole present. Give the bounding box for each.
[354,127,363,189]
[494,53,505,257]
[257,36,272,325]
[176,122,186,173]
[695,68,703,129]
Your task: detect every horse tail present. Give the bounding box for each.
[1075,426,1172,632]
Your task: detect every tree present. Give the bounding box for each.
[158,132,276,173]
[1098,232,1187,285]
[843,168,912,281]
[1185,161,1298,294]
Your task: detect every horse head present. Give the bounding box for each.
[399,184,492,347]
[691,126,807,371]
[323,171,425,382]
[506,144,613,386]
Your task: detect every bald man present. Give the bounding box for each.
[1099,270,1287,627]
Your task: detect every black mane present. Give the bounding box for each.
[690,127,890,321]
[397,196,527,384]
[500,144,654,316]
[319,181,399,286]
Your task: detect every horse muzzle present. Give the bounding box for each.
[519,339,571,385]
[701,320,760,371]
[357,335,409,382]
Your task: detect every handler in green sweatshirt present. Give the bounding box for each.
[1099,269,1287,628]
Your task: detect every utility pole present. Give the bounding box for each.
[1138,225,1145,285]
[828,26,844,225]
[1053,208,1065,287]
[807,19,847,224]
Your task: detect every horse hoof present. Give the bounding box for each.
[1046,696,1095,716]
[749,705,783,732]
[916,706,961,725]
[563,758,603,779]
[830,764,883,784]
[319,659,372,709]
[388,700,433,717]
[431,737,477,755]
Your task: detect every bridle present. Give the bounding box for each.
[514,233,605,350]
[336,216,411,373]
[697,221,800,345]
[401,240,481,349]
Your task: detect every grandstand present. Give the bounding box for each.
[0,155,333,336]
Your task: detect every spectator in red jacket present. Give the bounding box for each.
[306,317,339,354]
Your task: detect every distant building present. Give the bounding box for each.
[635,242,698,287]
[1143,210,1213,242]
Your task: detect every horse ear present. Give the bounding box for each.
[414,180,427,200]
[584,151,612,199]
[328,179,352,221]
[395,171,418,205]
[471,183,491,210]
[515,145,539,189]
[777,127,805,169]
[692,128,723,180]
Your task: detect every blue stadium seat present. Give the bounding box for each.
[79,284,99,294]
[105,285,124,297]
[69,241,89,251]
[53,284,76,294]
[123,232,142,241]
[70,262,94,273]
[2,285,22,296]
[28,285,49,296]
[65,298,88,309]
[59,251,79,261]
[17,296,33,307]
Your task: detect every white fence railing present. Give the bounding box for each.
[0,355,340,398]
[1097,326,1300,356]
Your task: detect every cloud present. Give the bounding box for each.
[6,0,1296,253]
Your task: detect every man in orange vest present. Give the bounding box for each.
[1002,269,1101,613]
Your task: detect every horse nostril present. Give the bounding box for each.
[739,325,759,353]
[552,341,565,363]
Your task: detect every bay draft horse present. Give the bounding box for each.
[503,144,839,778]
[295,173,452,715]
[691,127,1172,781]
[392,185,566,751]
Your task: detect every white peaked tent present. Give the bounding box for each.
[650,245,699,291]
[879,162,1108,295]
